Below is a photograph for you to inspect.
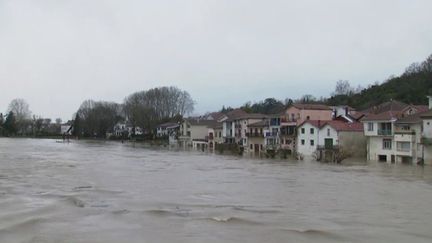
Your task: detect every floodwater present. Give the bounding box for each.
[1,139,432,243]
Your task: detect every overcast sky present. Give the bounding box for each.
[1,0,432,120]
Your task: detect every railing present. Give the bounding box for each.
[421,137,432,145]
[281,118,297,123]
[317,145,340,150]
[394,130,415,135]
[246,132,264,138]
[280,131,296,136]
[378,129,392,136]
[266,144,280,150]
[264,132,279,137]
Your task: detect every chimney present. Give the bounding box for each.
[427,96,432,109]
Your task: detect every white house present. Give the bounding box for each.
[361,100,429,163]
[60,123,73,135]
[297,121,320,157]
[179,118,218,148]
[297,120,365,158]
[156,122,179,137]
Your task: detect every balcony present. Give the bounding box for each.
[394,134,414,142]
[246,132,264,138]
[266,144,280,150]
[421,137,432,145]
[317,145,340,150]
[264,132,279,137]
[378,129,392,136]
[394,130,415,135]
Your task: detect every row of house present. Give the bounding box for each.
[177,103,364,159]
[175,96,432,165]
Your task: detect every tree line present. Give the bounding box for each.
[73,86,194,138]
[220,53,432,114]
[0,98,63,137]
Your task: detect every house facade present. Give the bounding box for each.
[296,121,320,157]
[179,119,217,148]
[362,100,429,163]
[280,104,333,154]
[208,123,223,150]
[297,120,365,158]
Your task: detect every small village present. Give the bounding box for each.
[102,96,432,165]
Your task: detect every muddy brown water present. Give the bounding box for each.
[1,138,432,243]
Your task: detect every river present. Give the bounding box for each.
[0,138,432,243]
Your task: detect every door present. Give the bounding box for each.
[324,138,333,149]
[254,144,260,153]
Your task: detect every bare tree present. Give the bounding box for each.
[333,80,354,96]
[8,98,31,123]
[7,98,31,135]
[76,100,123,137]
[124,86,194,133]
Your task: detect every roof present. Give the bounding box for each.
[209,122,223,129]
[420,110,432,118]
[224,109,248,120]
[297,120,323,128]
[364,100,409,114]
[323,120,364,132]
[395,112,425,124]
[248,120,267,127]
[361,111,399,121]
[226,112,267,121]
[298,120,363,132]
[207,112,225,120]
[157,122,179,129]
[413,105,429,113]
[186,119,219,127]
[330,105,356,111]
[350,112,366,121]
[291,103,332,111]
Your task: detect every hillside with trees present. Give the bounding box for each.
[221,54,432,114]
[327,54,432,110]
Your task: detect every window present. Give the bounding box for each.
[301,128,305,134]
[301,139,305,145]
[367,123,374,131]
[397,142,410,152]
[219,132,221,137]
[378,155,387,162]
[310,140,314,146]
[402,125,410,131]
[327,128,330,136]
[383,139,392,150]
[250,144,253,149]
[310,128,314,134]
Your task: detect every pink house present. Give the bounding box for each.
[281,103,333,126]
[279,103,333,153]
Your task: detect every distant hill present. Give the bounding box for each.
[219,54,432,115]
[327,54,432,110]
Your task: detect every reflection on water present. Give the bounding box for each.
[1,138,432,243]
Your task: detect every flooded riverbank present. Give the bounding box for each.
[1,138,432,242]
